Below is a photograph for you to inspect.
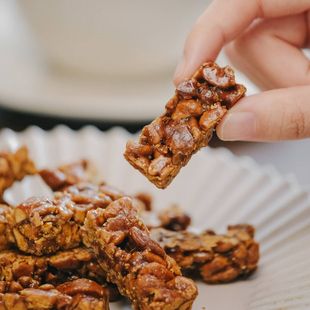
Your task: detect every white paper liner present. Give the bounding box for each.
[1,126,310,310]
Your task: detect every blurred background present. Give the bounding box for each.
[0,0,309,186]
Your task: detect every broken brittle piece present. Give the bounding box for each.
[0,247,121,303]
[0,147,36,201]
[158,205,191,231]
[150,225,259,284]
[124,62,246,188]
[82,197,198,310]
[40,160,91,191]
[0,205,15,251]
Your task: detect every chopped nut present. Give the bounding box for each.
[199,104,227,132]
[202,62,235,88]
[176,80,197,98]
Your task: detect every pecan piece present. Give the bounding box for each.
[202,62,235,88]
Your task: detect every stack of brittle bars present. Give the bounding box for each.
[0,63,259,310]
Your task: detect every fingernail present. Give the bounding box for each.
[217,112,257,141]
[173,58,186,84]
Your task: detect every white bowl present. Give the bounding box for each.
[17,0,209,78]
[2,126,310,310]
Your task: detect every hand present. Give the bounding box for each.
[174,0,310,141]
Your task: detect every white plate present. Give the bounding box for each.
[2,126,310,310]
[0,1,259,122]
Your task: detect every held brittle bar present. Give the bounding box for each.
[0,279,109,310]
[150,225,259,284]
[0,147,36,200]
[82,197,198,310]
[124,62,246,188]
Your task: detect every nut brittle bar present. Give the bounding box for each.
[12,183,119,255]
[0,248,104,289]
[124,62,246,188]
[12,182,150,256]
[0,279,109,310]
[82,197,198,310]
[13,196,80,256]
[150,225,259,284]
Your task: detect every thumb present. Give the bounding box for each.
[216,86,310,141]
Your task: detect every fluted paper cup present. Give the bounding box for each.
[1,126,309,310]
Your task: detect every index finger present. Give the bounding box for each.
[173,0,310,85]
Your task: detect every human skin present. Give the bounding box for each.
[174,0,310,142]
